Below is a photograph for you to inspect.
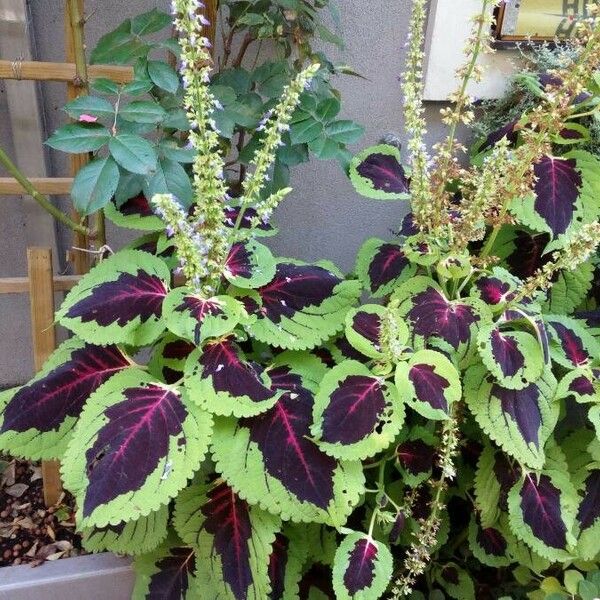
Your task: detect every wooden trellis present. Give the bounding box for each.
[0,0,132,506]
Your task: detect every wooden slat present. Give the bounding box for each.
[27,248,63,506]
[0,177,73,195]
[65,0,90,274]
[0,274,80,294]
[0,59,133,83]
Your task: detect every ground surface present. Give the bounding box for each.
[0,457,83,567]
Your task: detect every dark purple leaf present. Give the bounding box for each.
[147,547,196,600]
[396,439,436,475]
[477,526,508,557]
[225,243,253,279]
[440,566,459,585]
[494,452,521,510]
[507,231,551,279]
[352,312,381,346]
[299,563,335,600]
[409,363,451,413]
[83,385,187,516]
[356,153,409,194]
[548,320,591,366]
[539,72,591,104]
[334,337,370,362]
[479,120,518,152]
[520,473,567,549]
[412,486,432,520]
[163,339,195,360]
[224,206,274,232]
[159,339,195,384]
[66,270,167,327]
[576,308,600,328]
[490,329,525,377]
[321,375,387,444]
[408,287,479,349]
[344,538,378,594]
[389,512,405,544]
[492,383,542,447]
[1,344,129,433]
[199,338,275,402]
[131,236,175,259]
[578,470,600,530]
[569,374,596,397]
[116,194,153,217]
[201,482,253,600]
[400,213,418,236]
[239,295,261,315]
[177,296,224,344]
[268,533,289,600]
[240,368,336,509]
[475,276,514,305]
[162,367,183,385]
[256,263,341,323]
[559,126,585,140]
[533,156,581,237]
[367,244,410,294]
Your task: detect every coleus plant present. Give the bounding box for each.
[2,3,600,600]
[333,0,600,598]
[43,2,362,220]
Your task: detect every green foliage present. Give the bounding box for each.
[71,157,121,215]
[82,505,169,555]
[61,368,213,528]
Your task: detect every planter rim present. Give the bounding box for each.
[0,552,133,596]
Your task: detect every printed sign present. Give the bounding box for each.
[497,0,588,40]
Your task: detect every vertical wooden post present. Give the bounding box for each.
[27,248,63,506]
[65,0,93,273]
[204,0,218,49]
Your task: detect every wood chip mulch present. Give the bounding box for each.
[0,457,84,567]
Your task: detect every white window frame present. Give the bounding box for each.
[423,0,523,101]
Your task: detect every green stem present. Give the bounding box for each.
[67,0,89,92]
[440,0,491,165]
[479,199,510,259]
[0,146,89,236]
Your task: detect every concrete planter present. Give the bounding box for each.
[0,553,134,600]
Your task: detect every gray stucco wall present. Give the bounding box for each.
[0,0,450,385]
